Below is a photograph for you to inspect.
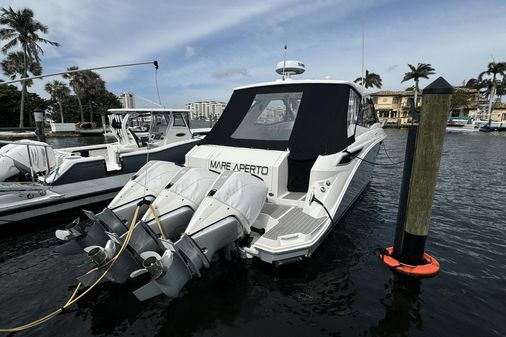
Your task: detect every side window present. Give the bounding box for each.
[347,89,360,137]
[173,113,186,127]
[358,98,378,127]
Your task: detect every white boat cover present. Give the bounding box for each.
[108,161,182,209]
[213,172,268,226]
[0,140,55,181]
[169,168,218,205]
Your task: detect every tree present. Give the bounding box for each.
[80,70,106,123]
[465,78,483,90]
[354,70,382,89]
[401,63,436,108]
[0,83,47,126]
[1,51,42,126]
[0,6,59,127]
[45,80,70,123]
[1,51,41,86]
[62,66,87,123]
[450,88,475,113]
[478,61,506,125]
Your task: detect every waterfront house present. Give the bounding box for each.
[370,90,420,127]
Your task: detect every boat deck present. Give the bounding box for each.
[260,202,326,240]
[262,205,326,240]
[0,173,132,225]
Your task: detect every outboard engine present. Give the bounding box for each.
[55,161,183,255]
[77,167,219,286]
[131,170,267,301]
[0,140,55,181]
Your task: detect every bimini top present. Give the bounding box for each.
[107,108,190,114]
[200,81,362,160]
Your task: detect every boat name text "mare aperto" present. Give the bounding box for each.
[209,161,269,175]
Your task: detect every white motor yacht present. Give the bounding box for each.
[56,61,386,301]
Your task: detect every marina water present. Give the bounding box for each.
[0,129,504,337]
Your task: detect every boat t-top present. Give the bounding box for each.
[56,61,386,302]
[0,108,200,225]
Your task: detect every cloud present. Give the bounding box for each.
[2,0,506,106]
[185,45,195,58]
[211,68,250,79]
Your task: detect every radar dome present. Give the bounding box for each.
[276,60,305,78]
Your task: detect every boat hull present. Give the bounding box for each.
[254,139,382,264]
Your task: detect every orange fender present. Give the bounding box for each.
[380,246,440,278]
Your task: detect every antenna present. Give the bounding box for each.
[0,61,158,85]
[282,45,287,81]
[360,0,366,100]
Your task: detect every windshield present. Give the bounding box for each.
[231,92,303,141]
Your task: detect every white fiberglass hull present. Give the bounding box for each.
[248,129,384,264]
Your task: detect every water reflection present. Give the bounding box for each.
[75,260,254,337]
[372,275,422,337]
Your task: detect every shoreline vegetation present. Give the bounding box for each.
[0,6,120,130]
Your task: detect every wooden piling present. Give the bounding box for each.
[399,77,454,264]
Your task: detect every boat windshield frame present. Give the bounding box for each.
[108,110,190,145]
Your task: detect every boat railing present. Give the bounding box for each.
[0,140,53,185]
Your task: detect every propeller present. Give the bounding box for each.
[55,218,83,241]
[131,249,177,301]
[130,250,173,280]
[84,240,117,267]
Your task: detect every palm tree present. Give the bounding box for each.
[1,51,41,88]
[45,80,70,123]
[478,61,506,125]
[465,78,483,90]
[354,70,382,89]
[63,66,86,123]
[401,63,436,108]
[81,70,106,122]
[1,51,41,126]
[0,6,59,127]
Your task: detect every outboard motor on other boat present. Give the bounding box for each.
[0,140,55,182]
[76,167,219,286]
[55,161,183,255]
[131,170,268,301]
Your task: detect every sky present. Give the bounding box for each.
[1,0,505,108]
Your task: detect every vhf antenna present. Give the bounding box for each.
[360,0,366,101]
[282,44,287,81]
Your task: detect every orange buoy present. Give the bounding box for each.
[379,247,440,278]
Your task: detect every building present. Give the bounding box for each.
[185,100,227,121]
[370,90,420,127]
[121,91,135,108]
[490,102,506,122]
[370,87,503,127]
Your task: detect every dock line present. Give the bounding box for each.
[0,203,143,333]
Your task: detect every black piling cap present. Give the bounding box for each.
[422,76,454,95]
